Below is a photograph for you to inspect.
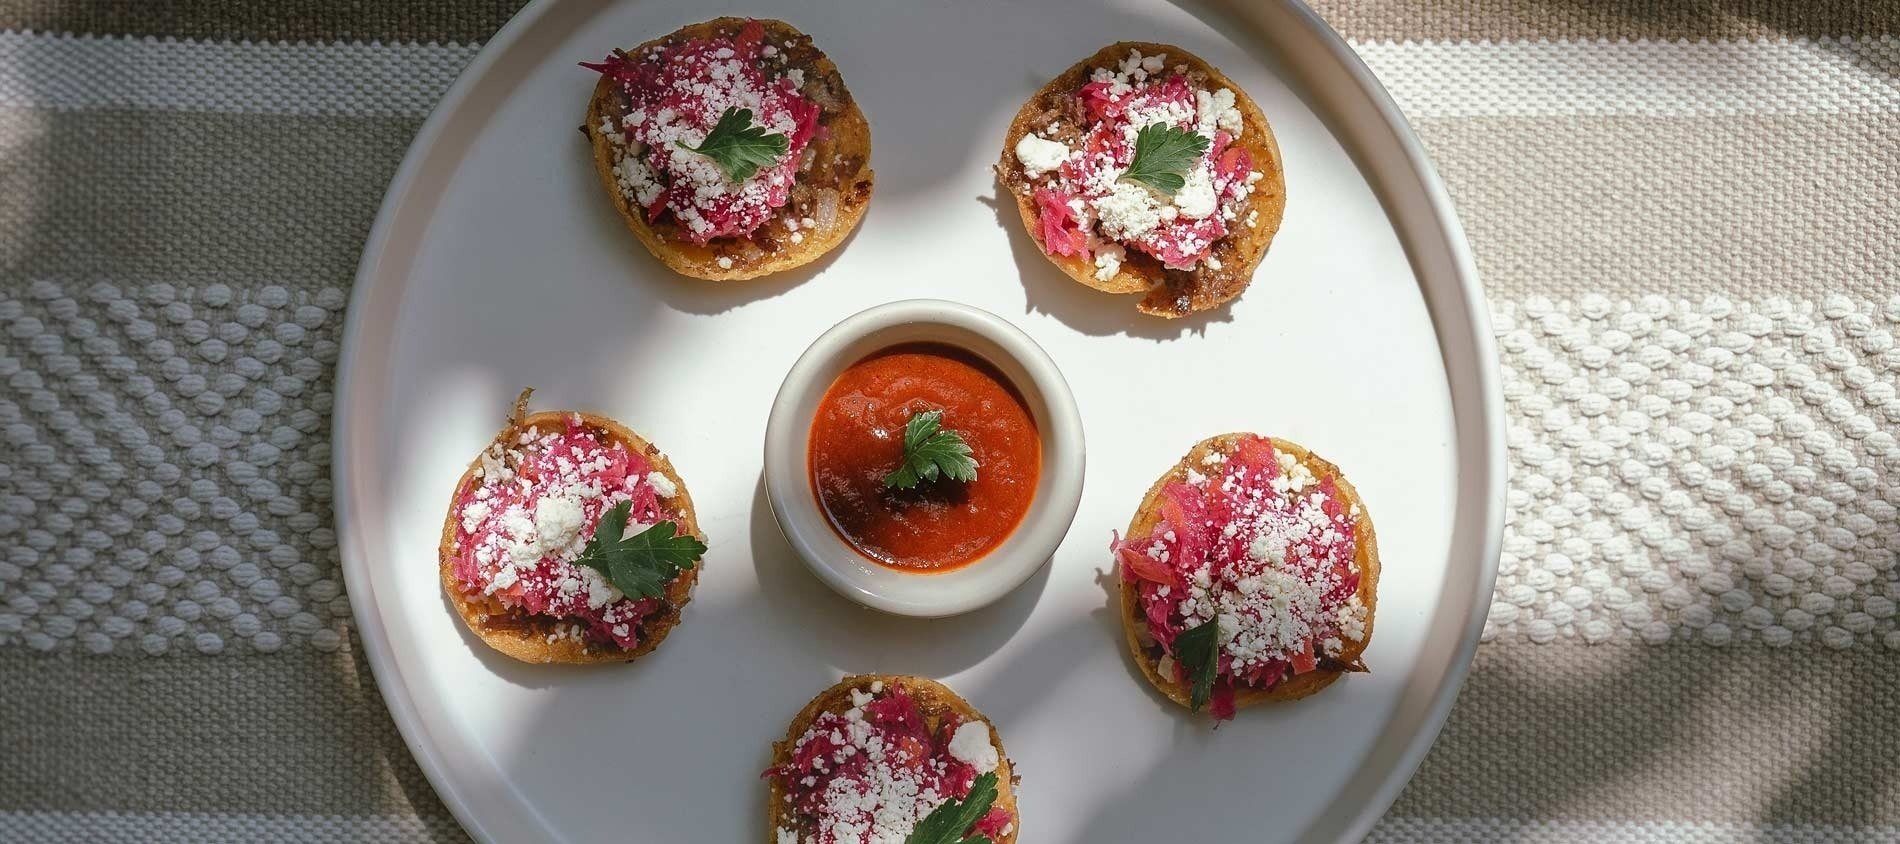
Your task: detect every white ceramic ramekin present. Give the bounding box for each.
[763,299,1085,617]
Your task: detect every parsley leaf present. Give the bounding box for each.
[570,501,706,600]
[1119,123,1211,196]
[1174,617,1221,712]
[883,410,979,491]
[675,106,790,181]
[905,771,999,844]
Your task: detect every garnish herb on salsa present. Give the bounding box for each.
[883,410,978,491]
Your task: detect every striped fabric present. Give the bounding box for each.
[1,2,1896,841]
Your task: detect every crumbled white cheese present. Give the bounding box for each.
[645,471,678,499]
[1173,166,1218,220]
[1272,453,1317,495]
[1195,87,1242,138]
[716,256,734,269]
[1115,49,1152,82]
[459,500,492,534]
[1013,133,1071,178]
[1248,526,1291,568]
[596,116,627,147]
[477,444,513,482]
[1120,97,1196,150]
[1092,242,1125,281]
[1089,65,1132,96]
[1095,180,1163,241]
[577,564,624,610]
[1338,595,1368,643]
[487,564,517,593]
[1217,611,1241,642]
[481,482,582,594]
[1230,566,1323,667]
[533,489,587,552]
[946,721,999,774]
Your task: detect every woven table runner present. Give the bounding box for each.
[2,2,1896,841]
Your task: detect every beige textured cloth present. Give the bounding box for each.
[1,2,1896,841]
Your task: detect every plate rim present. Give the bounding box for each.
[331,1,1505,841]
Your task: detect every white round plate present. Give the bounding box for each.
[333,1,1504,842]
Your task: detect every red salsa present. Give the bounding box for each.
[808,343,1040,571]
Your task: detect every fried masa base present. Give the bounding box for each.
[583,17,875,280]
[437,391,704,664]
[1118,434,1379,710]
[765,674,1021,844]
[997,42,1287,318]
